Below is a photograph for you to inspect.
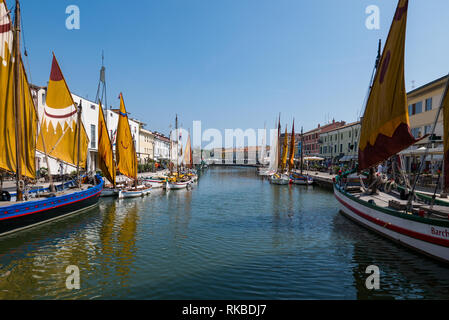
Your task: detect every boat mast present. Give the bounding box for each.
[13,0,23,201]
[76,101,82,187]
[176,114,179,178]
[300,126,304,174]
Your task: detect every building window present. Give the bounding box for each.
[424,125,432,135]
[425,98,432,111]
[91,124,96,148]
[340,144,342,153]
[409,102,423,115]
[42,93,46,105]
[91,104,96,110]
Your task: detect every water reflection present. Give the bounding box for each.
[0,167,448,299]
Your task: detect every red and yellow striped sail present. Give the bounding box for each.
[116,93,137,180]
[0,0,37,178]
[288,120,295,172]
[98,103,116,186]
[358,0,417,170]
[37,54,89,168]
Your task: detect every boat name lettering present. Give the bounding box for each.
[431,227,449,239]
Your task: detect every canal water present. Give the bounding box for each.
[0,167,448,300]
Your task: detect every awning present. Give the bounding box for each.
[339,155,357,162]
[303,156,324,161]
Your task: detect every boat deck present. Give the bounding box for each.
[0,184,95,207]
[346,188,449,222]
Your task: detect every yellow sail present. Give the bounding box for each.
[0,0,37,178]
[288,120,295,172]
[116,93,137,180]
[184,133,192,168]
[281,126,288,172]
[358,0,417,170]
[37,54,89,168]
[98,103,116,186]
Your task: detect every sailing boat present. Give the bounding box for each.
[334,0,449,263]
[270,120,290,185]
[0,0,103,237]
[291,124,313,185]
[257,123,272,176]
[98,102,118,197]
[166,115,190,190]
[116,93,150,198]
[184,131,198,183]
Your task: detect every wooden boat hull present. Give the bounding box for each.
[334,183,449,264]
[0,176,104,237]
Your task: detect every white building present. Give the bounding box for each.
[153,132,170,161]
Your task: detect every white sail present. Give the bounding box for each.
[260,127,266,165]
[269,128,278,171]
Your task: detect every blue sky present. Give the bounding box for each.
[12,0,449,141]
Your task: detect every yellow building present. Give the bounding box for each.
[401,75,447,173]
[139,128,155,164]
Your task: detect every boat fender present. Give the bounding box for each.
[18,180,25,192]
[0,191,11,202]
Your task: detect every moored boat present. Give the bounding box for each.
[100,188,119,197]
[118,189,144,199]
[269,173,290,185]
[290,173,313,185]
[334,0,449,264]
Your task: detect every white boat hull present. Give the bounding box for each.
[145,179,166,189]
[118,190,144,199]
[334,184,449,264]
[269,175,290,185]
[166,181,190,190]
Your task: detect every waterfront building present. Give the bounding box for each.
[153,132,170,162]
[319,122,361,165]
[399,75,447,173]
[139,127,155,164]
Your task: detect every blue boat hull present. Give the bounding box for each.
[0,176,104,237]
